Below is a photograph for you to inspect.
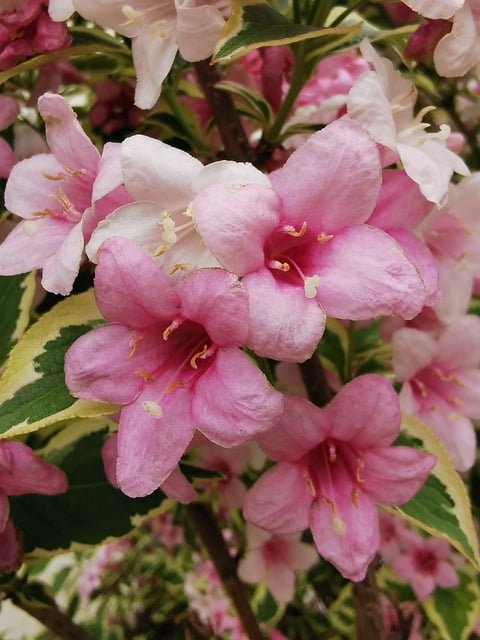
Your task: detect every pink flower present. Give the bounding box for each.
[0,95,19,178]
[65,237,284,498]
[238,523,317,603]
[0,440,67,571]
[243,375,436,581]
[0,93,130,294]
[0,0,71,70]
[192,117,431,362]
[393,315,480,471]
[49,0,225,109]
[391,530,460,600]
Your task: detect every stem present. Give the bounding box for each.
[194,59,256,164]
[186,502,264,640]
[299,354,333,408]
[5,586,93,640]
[352,559,385,640]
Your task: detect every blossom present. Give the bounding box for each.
[0,95,19,178]
[0,93,130,294]
[49,0,225,109]
[392,315,480,471]
[192,116,434,362]
[0,440,67,571]
[347,39,469,204]
[243,375,436,581]
[238,523,317,603]
[64,237,284,498]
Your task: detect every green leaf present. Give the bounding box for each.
[423,569,480,640]
[214,80,274,124]
[9,420,166,555]
[0,290,117,440]
[327,582,354,638]
[391,415,480,569]
[213,0,362,63]
[0,272,36,367]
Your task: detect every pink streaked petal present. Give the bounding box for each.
[192,348,284,447]
[131,27,178,109]
[193,183,279,275]
[310,483,379,582]
[94,237,179,326]
[243,462,312,534]
[257,395,328,462]
[191,160,270,193]
[243,270,326,362]
[392,327,437,381]
[41,220,84,295]
[323,375,401,447]
[317,225,428,320]
[270,117,382,232]
[368,169,433,230]
[388,228,439,305]
[176,268,249,346]
[438,315,480,369]
[0,520,23,573]
[64,324,165,404]
[116,384,195,497]
[160,467,197,503]
[121,135,202,206]
[0,217,71,276]
[38,93,100,177]
[175,0,224,61]
[0,493,9,533]
[0,441,67,495]
[4,153,64,217]
[361,446,436,505]
[101,433,119,487]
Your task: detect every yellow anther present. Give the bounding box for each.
[165,380,185,393]
[41,171,62,181]
[163,320,179,341]
[127,334,143,359]
[285,221,307,238]
[135,370,154,382]
[169,263,191,275]
[303,470,317,497]
[317,233,334,243]
[152,245,167,257]
[190,345,208,369]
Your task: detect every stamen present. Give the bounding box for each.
[127,334,143,358]
[152,245,167,257]
[317,232,333,243]
[190,344,208,369]
[163,319,180,341]
[169,263,191,275]
[135,370,154,382]
[142,400,163,419]
[42,171,62,181]
[303,470,317,497]
[165,379,185,393]
[304,275,321,299]
[267,259,290,271]
[158,212,177,244]
[283,221,307,238]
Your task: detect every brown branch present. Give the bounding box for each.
[187,502,264,640]
[352,558,385,640]
[194,60,256,164]
[299,355,334,408]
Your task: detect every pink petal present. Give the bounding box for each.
[257,395,328,462]
[392,327,437,381]
[0,520,23,573]
[175,0,224,61]
[434,4,480,77]
[101,433,119,487]
[0,441,67,495]
[437,315,480,369]
[192,348,284,447]
[160,467,197,503]
[323,375,401,448]
[361,446,436,505]
[243,462,312,534]
[92,141,124,203]
[116,383,196,497]
[176,268,249,346]
[193,183,279,275]
[270,117,382,232]
[41,220,85,295]
[94,237,179,327]
[266,562,296,603]
[121,135,202,207]
[243,270,326,362]
[0,493,9,533]
[316,225,428,320]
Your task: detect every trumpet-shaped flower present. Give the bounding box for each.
[65,237,284,498]
[192,117,433,362]
[243,375,436,581]
[347,40,469,204]
[392,315,480,470]
[49,0,225,109]
[0,93,129,294]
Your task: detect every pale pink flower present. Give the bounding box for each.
[192,117,432,363]
[49,0,225,109]
[77,538,131,601]
[0,440,67,571]
[148,513,184,551]
[243,375,436,581]
[378,511,412,563]
[238,523,317,603]
[392,530,460,600]
[347,39,469,204]
[0,93,130,295]
[65,237,284,498]
[393,315,480,471]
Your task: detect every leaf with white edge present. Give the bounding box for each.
[214,80,274,124]
[423,569,480,640]
[0,290,117,439]
[327,582,354,637]
[0,272,36,367]
[390,415,480,569]
[212,0,362,63]
[9,420,166,555]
